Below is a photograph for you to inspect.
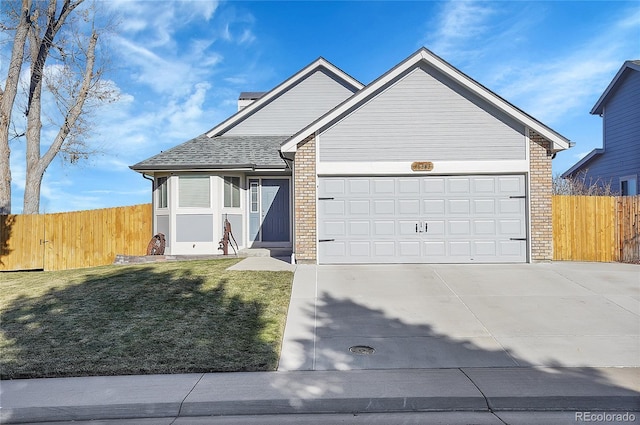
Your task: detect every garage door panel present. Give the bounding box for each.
[349,242,371,257]
[426,220,445,235]
[349,221,370,236]
[373,241,395,257]
[499,219,524,235]
[424,241,446,256]
[499,176,524,193]
[374,200,395,214]
[499,198,523,214]
[399,241,421,256]
[475,241,497,256]
[321,200,345,215]
[424,199,445,214]
[318,175,527,264]
[449,241,471,256]
[399,220,420,235]
[474,199,496,214]
[473,178,496,193]
[449,220,471,235]
[399,199,420,214]
[449,199,470,214]
[423,178,445,194]
[373,179,395,193]
[474,220,496,235]
[349,179,370,194]
[374,221,395,236]
[322,179,346,195]
[349,200,370,214]
[322,221,346,237]
[499,240,526,257]
[399,179,420,193]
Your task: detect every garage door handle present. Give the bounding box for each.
[509,196,526,199]
[510,238,527,241]
[319,239,335,242]
[318,197,334,200]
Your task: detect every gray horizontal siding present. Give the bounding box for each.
[226,69,356,136]
[319,65,526,162]
[580,71,640,193]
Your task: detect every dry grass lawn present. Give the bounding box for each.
[0,259,293,379]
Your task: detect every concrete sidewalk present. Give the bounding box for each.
[2,368,639,423]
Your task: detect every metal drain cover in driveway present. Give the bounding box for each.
[349,345,375,355]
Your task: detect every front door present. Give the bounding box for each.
[249,178,290,245]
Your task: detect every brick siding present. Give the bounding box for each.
[529,130,554,261]
[294,134,317,263]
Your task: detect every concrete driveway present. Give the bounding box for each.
[278,262,639,371]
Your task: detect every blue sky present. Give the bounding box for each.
[3,0,639,213]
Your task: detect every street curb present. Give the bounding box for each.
[2,368,639,424]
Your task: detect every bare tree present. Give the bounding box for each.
[0,0,117,214]
[553,170,615,196]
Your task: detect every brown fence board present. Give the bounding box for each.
[0,204,152,271]
[553,195,640,262]
[619,196,640,263]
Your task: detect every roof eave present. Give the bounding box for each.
[560,148,604,178]
[130,163,287,173]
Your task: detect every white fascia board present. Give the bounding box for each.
[207,58,363,138]
[317,160,529,176]
[282,48,572,153]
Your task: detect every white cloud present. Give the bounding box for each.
[424,1,640,125]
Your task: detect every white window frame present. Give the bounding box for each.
[155,176,168,209]
[223,176,241,208]
[620,175,638,196]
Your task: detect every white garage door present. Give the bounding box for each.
[318,175,527,264]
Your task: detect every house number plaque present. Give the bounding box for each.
[411,161,434,171]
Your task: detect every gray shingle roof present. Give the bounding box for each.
[130,135,288,171]
[239,92,267,100]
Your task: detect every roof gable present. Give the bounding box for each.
[206,58,363,137]
[591,60,640,115]
[281,48,572,154]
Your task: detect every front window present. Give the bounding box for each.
[224,176,241,208]
[156,176,168,208]
[179,176,210,208]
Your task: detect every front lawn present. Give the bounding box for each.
[0,259,293,379]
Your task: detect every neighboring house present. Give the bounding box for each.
[131,48,572,264]
[562,60,640,195]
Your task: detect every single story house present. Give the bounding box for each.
[131,48,572,264]
[562,60,639,195]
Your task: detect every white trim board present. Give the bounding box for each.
[317,160,529,176]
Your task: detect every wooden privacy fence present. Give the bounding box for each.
[553,195,640,262]
[0,204,152,271]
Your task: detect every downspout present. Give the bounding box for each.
[142,173,155,239]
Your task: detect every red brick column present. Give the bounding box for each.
[294,134,317,263]
[529,130,554,261]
